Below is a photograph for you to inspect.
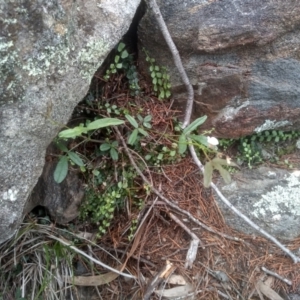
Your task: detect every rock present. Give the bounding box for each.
[138,0,300,138]
[24,146,84,224]
[0,0,141,244]
[216,166,300,240]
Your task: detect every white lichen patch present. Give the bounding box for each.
[23,43,71,77]
[254,119,291,133]
[3,187,18,202]
[217,100,250,121]
[252,172,300,218]
[2,18,17,24]
[77,39,108,80]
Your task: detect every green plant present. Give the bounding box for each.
[126,114,151,145]
[54,117,124,183]
[145,143,178,166]
[238,138,262,168]
[143,49,171,100]
[81,188,122,235]
[219,130,300,168]
[104,42,140,95]
[80,167,138,236]
[177,116,239,187]
[178,116,209,154]
[128,219,138,241]
[203,157,238,187]
[100,139,119,161]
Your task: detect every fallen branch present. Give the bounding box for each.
[261,266,292,286]
[147,0,300,264]
[146,0,194,129]
[168,212,203,269]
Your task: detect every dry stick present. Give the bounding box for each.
[261,266,292,286]
[146,0,194,129]
[115,127,240,242]
[168,212,203,269]
[147,0,300,264]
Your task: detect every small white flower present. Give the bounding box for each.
[207,136,219,147]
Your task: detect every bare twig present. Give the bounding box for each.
[261,266,292,286]
[47,234,135,279]
[146,0,194,128]
[147,0,300,264]
[168,212,203,269]
[144,261,176,300]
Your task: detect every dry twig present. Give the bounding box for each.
[261,266,292,286]
[168,212,204,268]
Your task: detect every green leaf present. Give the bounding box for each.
[144,115,152,122]
[55,141,69,152]
[86,118,124,131]
[156,72,162,78]
[111,140,118,148]
[137,114,143,122]
[159,90,165,99]
[157,153,163,160]
[110,148,119,161]
[121,50,129,59]
[212,157,239,168]
[54,156,69,183]
[183,116,207,134]
[178,134,187,154]
[100,143,111,151]
[117,42,125,52]
[68,151,84,167]
[143,122,152,129]
[166,90,171,98]
[114,55,120,63]
[213,164,231,184]
[128,128,139,145]
[138,128,148,136]
[152,77,157,85]
[125,115,139,128]
[116,63,122,69]
[189,134,208,146]
[58,126,87,139]
[151,71,156,78]
[203,161,213,188]
[149,66,154,72]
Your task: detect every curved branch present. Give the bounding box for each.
[147,0,194,128]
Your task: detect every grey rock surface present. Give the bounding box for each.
[138,0,300,138]
[217,166,300,240]
[0,0,141,244]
